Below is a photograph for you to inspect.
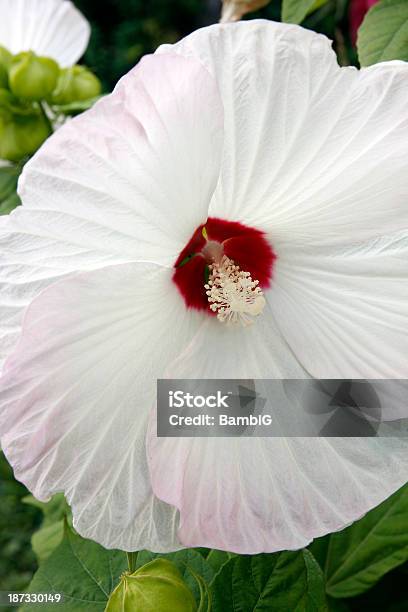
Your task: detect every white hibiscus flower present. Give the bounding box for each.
[0,0,90,67]
[0,20,407,554]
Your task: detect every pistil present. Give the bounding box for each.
[205,255,265,326]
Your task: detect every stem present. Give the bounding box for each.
[126,552,137,573]
[334,27,350,67]
[39,101,54,134]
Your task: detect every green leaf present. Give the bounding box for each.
[0,164,19,197]
[134,549,156,569]
[325,484,408,598]
[308,534,331,570]
[334,561,408,611]
[21,522,127,611]
[0,188,20,214]
[0,452,40,593]
[31,520,64,564]
[162,549,215,589]
[309,0,330,12]
[205,550,232,576]
[211,549,327,611]
[23,493,71,562]
[357,0,408,66]
[22,493,69,522]
[282,0,328,24]
[0,164,21,214]
[210,554,233,611]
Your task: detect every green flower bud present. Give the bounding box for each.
[0,92,50,161]
[0,46,12,89]
[105,559,197,612]
[51,65,101,105]
[9,52,59,100]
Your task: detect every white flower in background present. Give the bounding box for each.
[0,21,407,553]
[220,0,271,23]
[0,0,90,67]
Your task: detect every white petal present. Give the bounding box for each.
[0,262,200,551]
[0,0,90,66]
[148,432,408,553]
[0,52,222,365]
[159,21,408,245]
[162,311,307,379]
[269,234,408,378]
[147,309,408,553]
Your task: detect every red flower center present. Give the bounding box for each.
[173,217,276,313]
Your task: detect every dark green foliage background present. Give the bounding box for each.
[74,0,356,91]
[75,0,208,90]
[0,455,41,598]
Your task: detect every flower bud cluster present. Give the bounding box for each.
[0,45,101,162]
